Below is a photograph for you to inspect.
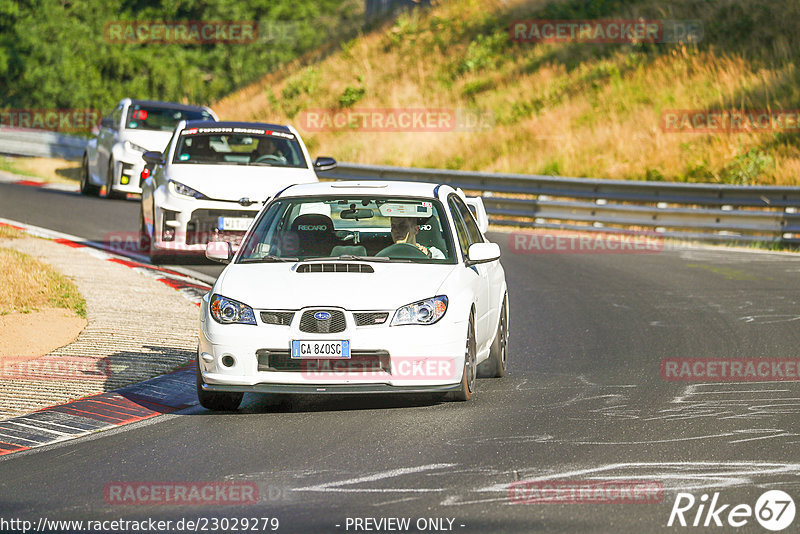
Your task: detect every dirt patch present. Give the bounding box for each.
[0,307,87,361]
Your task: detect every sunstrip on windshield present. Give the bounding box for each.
[181,126,294,138]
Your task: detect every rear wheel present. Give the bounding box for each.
[479,294,508,378]
[79,154,100,196]
[196,357,243,411]
[450,312,476,401]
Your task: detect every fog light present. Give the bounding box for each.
[120,176,129,185]
[163,228,175,241]
[221,355,235,367]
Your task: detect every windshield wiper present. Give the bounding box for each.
[299,255,391,263]
[240,255,298,263]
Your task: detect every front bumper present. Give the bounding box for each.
[198,300,467,392]
[113,152,146,194]
[152,195,260,254]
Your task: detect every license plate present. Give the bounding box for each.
[217,217,253,232]
[291,340,351,359]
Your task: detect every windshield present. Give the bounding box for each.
[125,105,213,132]
[173,127,307,168]
[238,196,456,264]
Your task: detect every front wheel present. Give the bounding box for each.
[140,207,166,264]
[450,312,477,401]
[196,358,243,411]
[80,154,100,196]
[105,159,124,199]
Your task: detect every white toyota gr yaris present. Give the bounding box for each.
[197,181,509,410]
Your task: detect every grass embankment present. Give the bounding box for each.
[0,156,81,185]
[214,0,800,185]
[0,230,86,318]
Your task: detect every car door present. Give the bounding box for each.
[449,195,491,351]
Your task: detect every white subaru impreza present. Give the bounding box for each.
[197,180,509,410]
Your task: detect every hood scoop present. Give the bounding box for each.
[296,263,374,273]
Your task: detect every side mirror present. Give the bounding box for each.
[313,156,337,172]
[142,151,164,165]
[465,242,500,266]
[206,241,233,263]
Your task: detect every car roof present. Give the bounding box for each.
[128,99,211,112]
[278,181,453,199]
[181,120,292,132]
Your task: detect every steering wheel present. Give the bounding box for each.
[254,154,284,163]
[376,243,429,259]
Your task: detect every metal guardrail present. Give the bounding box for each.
[1,129,798,244]
[0,129,87,160]
[323,163,800,244]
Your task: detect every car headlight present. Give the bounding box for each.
[391,296,448,326]
[124,140,148,153]
[210,294,257,325]
[170,180,208,200]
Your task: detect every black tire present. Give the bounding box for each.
[196,357,243,411]
[105,159,123,199]
[140,207,165,264]
[79,154,100,196]
[450,312,477,401]
[478,294,508,378]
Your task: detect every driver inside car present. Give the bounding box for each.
[250,138,287,163]
[390,216,445,259]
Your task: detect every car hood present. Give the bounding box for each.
[122,130,173,152]
[215,262,457,310]
[165,165,316,201]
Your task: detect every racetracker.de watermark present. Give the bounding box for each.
[298,108,495,132]
[508,480,664,504]
[104,482,258,506]
[0,109,101,133]
[661,109,800,134]
[661,358,800,382]
[105,20,262,44]
[299,356,460,382]
[0,356,111,380]
[509,232,665,254]
[509,19,703,44]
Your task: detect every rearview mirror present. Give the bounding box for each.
[466,242,500,266]
[142,151,164,165]
[206,241,233,263]
[313,156,337,172]
[340,208,374,219]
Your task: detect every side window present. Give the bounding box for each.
[451,195,484,245]
[448,198,470,258]
[111,104,123,128]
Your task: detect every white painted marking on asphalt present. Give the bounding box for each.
[739,314,800,324]
[293,463,455,493]
[440,461,800,506]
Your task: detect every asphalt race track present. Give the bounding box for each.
[1,181,800,533]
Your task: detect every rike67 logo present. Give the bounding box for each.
[668,490,796,531]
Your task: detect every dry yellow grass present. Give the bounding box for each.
[0,226,24,240]
[0,247,86,317]
[0,156,81,184]
[213,0,800,185]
